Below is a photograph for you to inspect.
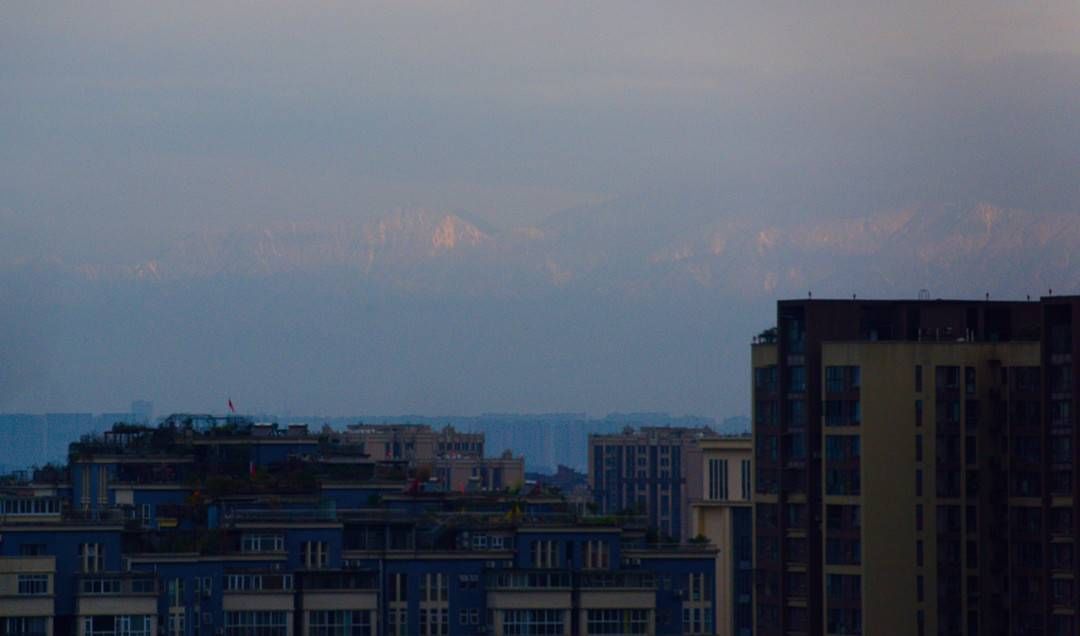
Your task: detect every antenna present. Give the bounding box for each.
[918,289,930,301]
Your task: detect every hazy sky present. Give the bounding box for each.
[3,3,1080,419]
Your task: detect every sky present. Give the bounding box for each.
[2,2,1080,420]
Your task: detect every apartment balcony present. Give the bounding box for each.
[76,573,158,618]
[486,570,573,610]
[300,571,378,613]
[0,556,55,621]
[579,571,656,590]
[580,572,658,612]
[222,570,295,613]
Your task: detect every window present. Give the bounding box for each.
[388,573,408,603]
[756,503,779,529]
[825,435,860,461]
[167,614,184,636]
[224,574,291,592]
[585,540,610,570]
[785,571,808,598]
[756,435,778,461]
[224,611,287,636]
[740,460,751,499]
[708,459,728,500]
[242,534,284,553]
[915,399,923,427]
[825,399,860,426]
[1,498,61,515]
[587,609,648,635]
[826,574,861,601]
[787,400,806,427]
[788,366,807,393]
[80,577,121,595]
[82,615,152,636]
[78,543,104,573]
[18,543,46,556]
[502,609,564,635]
[459,608,480,625]
[915,365,923,392]
[167,578,184,606]
[786,503,806,527]
[308,610,373,636]
[302,540,329,569]
[17,574,48,595]
[826,539,861,565]
[387,609,409,636]
[825,505,860,531]
[936,366,960,390]
[754,366,778,392]
[827,608,862,635]
[416,604,447,630]
[686,572,709,602]
[825,468,860,496]
[4,618,48,636]
[98,465,108,505]
[420,573,448,602]
[530,540,557,568]
[826,366,845,393]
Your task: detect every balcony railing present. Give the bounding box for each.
[486,570,572,590]
[78,574,158,596]
[579,571,656,589]
[486,570,658,591]
[300,571,378,592]
[226,508,338,523]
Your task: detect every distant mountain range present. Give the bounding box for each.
[5,197,1080,419]
[38,201,1080,300]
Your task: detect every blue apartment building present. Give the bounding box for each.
[0,416,717,636]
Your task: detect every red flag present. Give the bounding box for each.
[228,399,236,413]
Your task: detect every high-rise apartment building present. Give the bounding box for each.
[589,427,719,541]
[752,297,1080,636]
[689,437,754,636]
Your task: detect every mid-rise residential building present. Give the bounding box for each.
[689,437,753,636]
[751,297,1080,636]
[340,424,485,463]
[588,427,719,542]
[0,418,717,636]
[335,423,524,493]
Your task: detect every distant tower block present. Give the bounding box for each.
[131,400,154,425]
